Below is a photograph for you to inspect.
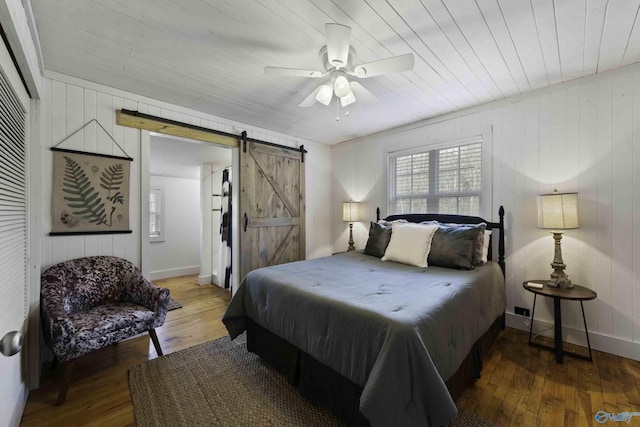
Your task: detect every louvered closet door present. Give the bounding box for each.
[0,65,28,420]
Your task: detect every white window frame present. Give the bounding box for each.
[149,187,166,242]
[386,132,493,219]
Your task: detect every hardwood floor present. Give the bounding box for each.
[21,275,640,426]
[21,275,232,427]
[457,329,640,426]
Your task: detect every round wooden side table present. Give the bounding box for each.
[523,280,597,363]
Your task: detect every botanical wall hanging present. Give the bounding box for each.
[50,119,133,235]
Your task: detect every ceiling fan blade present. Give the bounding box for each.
[299,86,322,107]
[325,23,351,68]
[265,66,325,78]
[349,82,376,104]
[351,53,414,78]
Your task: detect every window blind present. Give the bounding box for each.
[388,141,482,215]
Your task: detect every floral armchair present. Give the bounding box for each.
[41,256,170,405]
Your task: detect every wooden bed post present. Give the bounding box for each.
[498,206,505,278]
[498,205,506,330]
[376,207,380,222]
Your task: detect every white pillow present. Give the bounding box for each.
[481,230,492,263]
[381,222,438,268]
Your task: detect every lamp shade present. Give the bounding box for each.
[536,192,579,229]
[342,201,360,222]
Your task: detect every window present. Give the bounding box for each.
[149,188,165,242]
[388,140,483,216]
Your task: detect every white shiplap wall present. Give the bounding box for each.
[332,61,640,361]
[39,72,333,272]
[41,79,141,269]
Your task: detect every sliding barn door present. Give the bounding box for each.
[239,141,305,282]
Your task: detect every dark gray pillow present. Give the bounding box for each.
[440,222,487,265]
[428,225,480,270]
[364,222,392,258]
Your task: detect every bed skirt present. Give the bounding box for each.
[245,314,504,426]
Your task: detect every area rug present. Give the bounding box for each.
[166,297,182,311]
[129,334,495,427]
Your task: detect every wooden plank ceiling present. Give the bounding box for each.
[31,0,640,145]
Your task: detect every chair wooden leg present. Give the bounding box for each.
[149,329,163,356]
[56,360,74,406]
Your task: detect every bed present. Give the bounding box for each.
[223,207,506,427]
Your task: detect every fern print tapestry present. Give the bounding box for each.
[51,149,132,235]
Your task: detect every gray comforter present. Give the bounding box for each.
[223,251,506,427]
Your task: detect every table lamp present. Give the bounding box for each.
[536,190,579,289]
[342,201,360,252]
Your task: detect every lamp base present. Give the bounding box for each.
[347,223,355,252]
[547,232,573,289]
[548,269,573,289]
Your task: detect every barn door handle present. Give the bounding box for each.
[243,213,248,232]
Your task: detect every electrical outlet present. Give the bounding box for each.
[514,306,530,317]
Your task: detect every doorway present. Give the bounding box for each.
[140,132,238,291]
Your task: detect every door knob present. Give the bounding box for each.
[0,331,22,357]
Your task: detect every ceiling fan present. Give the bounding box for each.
[264,23,415,108]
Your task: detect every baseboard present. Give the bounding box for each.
[506,312,640,362]
[198,274,211,285]
[150,266,200,281]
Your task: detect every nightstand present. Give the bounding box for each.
[523,280,597,363]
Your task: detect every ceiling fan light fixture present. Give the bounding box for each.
[340,91,356,107]
[334,74,350,98]
[316,84,333,106]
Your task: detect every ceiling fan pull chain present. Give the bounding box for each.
[336,99,340,121]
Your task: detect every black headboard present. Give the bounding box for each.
[376,206,506,278]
